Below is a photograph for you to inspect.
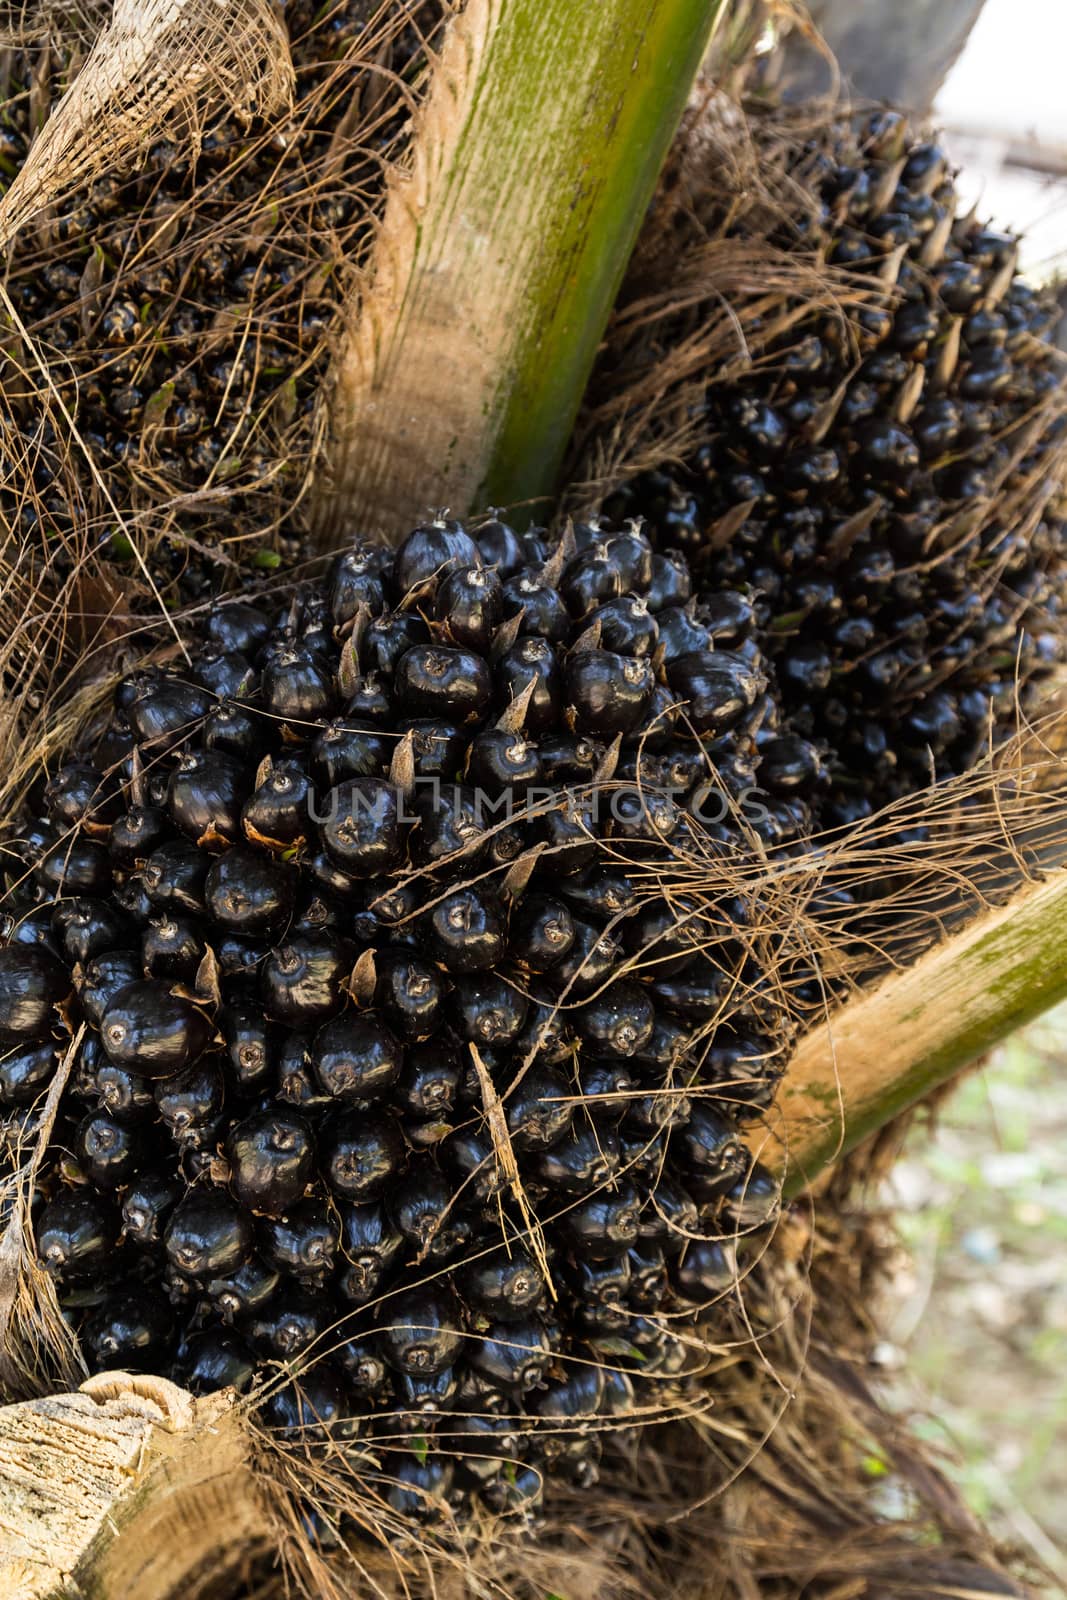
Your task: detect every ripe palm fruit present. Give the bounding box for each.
[607,108,1066,828]
[100,981,213,1077]
[13,515,793,1522]
[0,945,70,1037]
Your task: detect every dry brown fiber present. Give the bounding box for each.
[0,0,294,253]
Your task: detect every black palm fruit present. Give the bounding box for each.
[36,1190,118,1281]
[142,841,209,914]
[141,915,206,983]
[242,762,311,846]
[380,1452,456,1522]
[537,1120,620,1192]
[606,107,1066,826]
[179,1329,256,1395]
[320,1111,406,1201]
[92,1056,157,1121]
[260,935,351,1024]
[100,982,212,1078]
[336,1201,405,1304]
[262,1364,346,1436]
[335,1333,391,1398]
[165,1190,254,1278]
[204,1254,281,1321]
[310,1010,405,1102]
[0,946,70,1036]
[389,1161,473,1260]
[260,1198,339,1280]
[44,762,120,827]
[0,1035,58,1104]
[458,1247,546,1321]
[379,1288,463,1376]
[54,900,133,967]
[227,1108,315,1216]
[392,519,483,599]
[394,1040,463,1119]
[320,778,403,876]
[82,1289,173,1372]
[374,951,446,1042]
[468,1317,554,1391]
[10,516,790,1522]
[672,1237,736,1304]
[555,1184,642,1257]
[0,904,62,956]
[204,847,297,934]
[167,751,248,843]
[122,1171,183,1248]
[219,1002,278,1091]
[74,1111,151,1189]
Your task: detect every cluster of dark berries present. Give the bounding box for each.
[609,109,1067,828]
[0,1,442,594]
[2,515,794,1527]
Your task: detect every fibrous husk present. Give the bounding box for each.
[0,0,294,254]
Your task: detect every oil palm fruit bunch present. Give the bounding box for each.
[0,1,441,597]
[607,109,1067,829]
[3,514,793,1526]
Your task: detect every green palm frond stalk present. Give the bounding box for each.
[757,865,1067,1192]
[319,0,728,541]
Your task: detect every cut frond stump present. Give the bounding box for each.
[0,1375,269,1600]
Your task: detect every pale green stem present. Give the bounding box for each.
[318,0,728,543]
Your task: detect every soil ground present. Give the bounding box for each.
[881,1003,1067,1591]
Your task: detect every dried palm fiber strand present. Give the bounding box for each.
[0,0,294,254]
[0,2,447,818]
[0,0,445,555]
[573,88,1067,835]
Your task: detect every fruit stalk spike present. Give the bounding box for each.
[317,0,729,542]
[984,247,1020,308]
[496,674,539,735]
[823,497,884,562]
[931,316,963,391]
[894,363,926,424]
[805,377,849,445]
[919,197,956,266]
[878,241,908,288]
[706,498,759,552]
[868,155,908,218]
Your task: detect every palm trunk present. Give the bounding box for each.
[778,0,989,112]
